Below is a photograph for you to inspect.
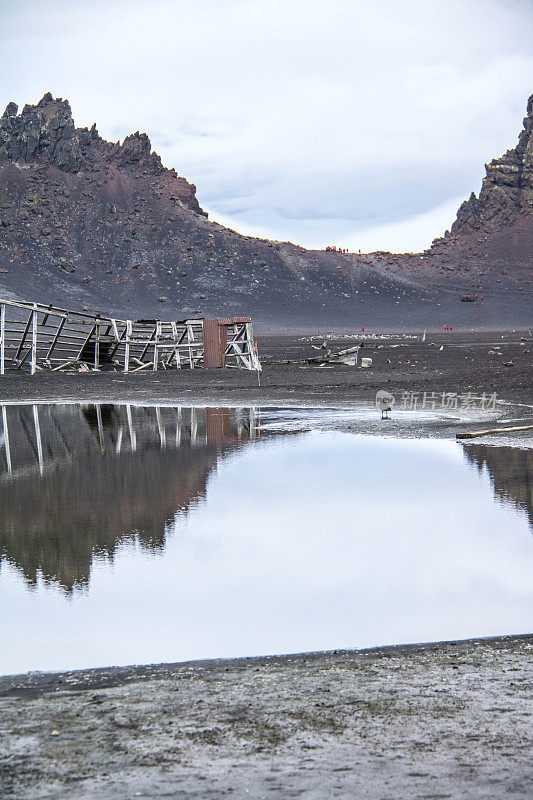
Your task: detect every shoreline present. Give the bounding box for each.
[1,331,531,447]
[1,632,531,689]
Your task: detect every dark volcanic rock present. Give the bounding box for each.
[0,92,531,329]
[452,94,533,233]
[371,94,533,308]
[0,93,82,172]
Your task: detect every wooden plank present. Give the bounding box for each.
[31,306,38,375]
[94,321,100,369]
[153,321,161,371]
[0,303,5,375]
[457,425,533,440]
[15,310,33,359]
[124,320,132,373]
[45,317,66,360]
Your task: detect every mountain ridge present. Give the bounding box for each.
[0,92,531,329]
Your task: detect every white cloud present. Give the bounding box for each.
[0,0,531,251]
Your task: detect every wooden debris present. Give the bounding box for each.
[270,343,365,367]
[457,424,533,440]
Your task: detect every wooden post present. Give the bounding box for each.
[187,322,195,369]
[0,303,5,375]
[153,321,161,371]
[31,304,38,375]
[94,320,100,370]
[124,320,132,373]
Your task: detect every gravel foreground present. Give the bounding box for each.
[1,635,532,799]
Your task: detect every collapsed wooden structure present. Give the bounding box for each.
[0,299,261,374]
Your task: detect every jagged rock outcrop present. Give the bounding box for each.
[1,93,87,173]
[374,93,533,295]
[451,94,533,233]
[0,93,201,211]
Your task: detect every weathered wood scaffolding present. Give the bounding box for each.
[0,299,261,374]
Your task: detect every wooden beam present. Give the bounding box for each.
[31,305,38,375]
[124,320,132,373]
[0,303,5,375]
[45,317,66,360]
[457,425,533,440]
[15,310,33,359]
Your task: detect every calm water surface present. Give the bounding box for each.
[0,403,531,674]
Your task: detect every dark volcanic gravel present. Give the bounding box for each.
[1,330,531,421]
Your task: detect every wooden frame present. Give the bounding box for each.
[0,299,260,374]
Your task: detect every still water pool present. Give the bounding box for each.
[0,403,531,674]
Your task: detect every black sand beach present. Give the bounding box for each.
[1,330,531,408]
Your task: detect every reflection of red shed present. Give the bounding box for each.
[203,317,255,368]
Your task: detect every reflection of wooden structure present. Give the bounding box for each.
[0,404,260,591]
[0,299,261,373]
[0,404,258,479]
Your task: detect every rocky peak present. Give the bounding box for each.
[1,101,18,121]
[0,92,203,212]
[451,94,533,234]
[0,92,82,172]
[117,131,163,172]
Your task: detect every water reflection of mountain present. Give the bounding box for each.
[0,404,257,591]
[463,443,533,529]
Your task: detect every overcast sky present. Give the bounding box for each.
[1,0,532,252]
